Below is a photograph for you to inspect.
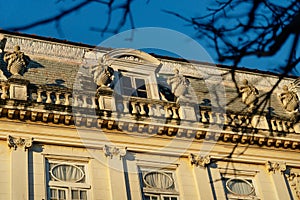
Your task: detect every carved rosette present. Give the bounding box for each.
[265,161,286,174]
[7,135,33,151]
[189,153,211,167]
[103,145,127,159]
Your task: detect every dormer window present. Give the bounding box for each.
[120,74,148,98]
[99,48,162,100]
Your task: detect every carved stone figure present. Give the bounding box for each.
[0,34,7,53]
[167,69,190,102]
[279,83,299,112]
[239,79,259,112]
[4,45,30,75]
[91,64,114,88]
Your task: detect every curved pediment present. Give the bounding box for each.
[101,48,161,66]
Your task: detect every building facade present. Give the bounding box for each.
[0,31,300,200]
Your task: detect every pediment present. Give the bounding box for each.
[101,48,161,66]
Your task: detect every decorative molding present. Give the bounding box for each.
[286,169,300,199]
[7,135,33,151]
[189,153,211,167]
[103,144,127,159]
[265,161,286,174]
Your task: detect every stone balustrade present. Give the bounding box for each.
[0,81,9,100]
[0,80,297,135]
[199,108,295,133]
[116,96,180,120]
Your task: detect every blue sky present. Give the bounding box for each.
[0,0,298,74]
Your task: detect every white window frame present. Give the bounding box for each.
[221,172,260,200]
[140,168,180,200]
[46,159,91,200]
[117,71,151,98]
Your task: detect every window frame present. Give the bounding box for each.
[117,71,151,98]
[139,168,180,200]
[221,175,259,200]
[46,158,91,200]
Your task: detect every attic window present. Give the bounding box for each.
[120,74,148,98]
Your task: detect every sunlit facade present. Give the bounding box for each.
[0,30,300,200]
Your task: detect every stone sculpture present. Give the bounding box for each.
[167,69,190,102]
[0,35,7,53]
[279,83,299,112]
[3,45,30,75]
[91,64,114,88]
[239,79,259,112]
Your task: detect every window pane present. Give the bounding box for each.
[80,190,87,200]
[51,164,85,182]
[58,189,66,200]
[136,78,146,90]
[72,190,79,199]
[145,195,158,200]
[227,178,254,195]
[122,76,133,88]
[50,189,57,199]
[137,90,147,98]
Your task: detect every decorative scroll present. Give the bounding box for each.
[7,135,33,151]
[103,144,127,159]
[287,169,300,199]
[265,161,286,173]
[189,153,211,167]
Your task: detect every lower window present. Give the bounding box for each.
[223,177,258,199]
[46,159,90,200]
[140,170,179,200]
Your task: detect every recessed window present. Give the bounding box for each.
[119,73,148,98]
[46,160,90,200]
[223,177,258,199]
[140,170,179,200]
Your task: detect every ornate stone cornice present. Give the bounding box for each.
[7,135,33,151]
[265,161,286,174]
[103,145,127,159]
[189,153,211,167]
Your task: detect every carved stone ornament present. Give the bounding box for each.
[3,45,30,76]
[103,144,127,159]
[167,69,190,102]
[0,34,7,53]
[239,79,259,112]
[120,55,143,63]
[279,82,299,112]
[91,63,114,88]
[7,135,33,151]
[286,169,300,199]
[265,161,286,174]
[189,153,211,167]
